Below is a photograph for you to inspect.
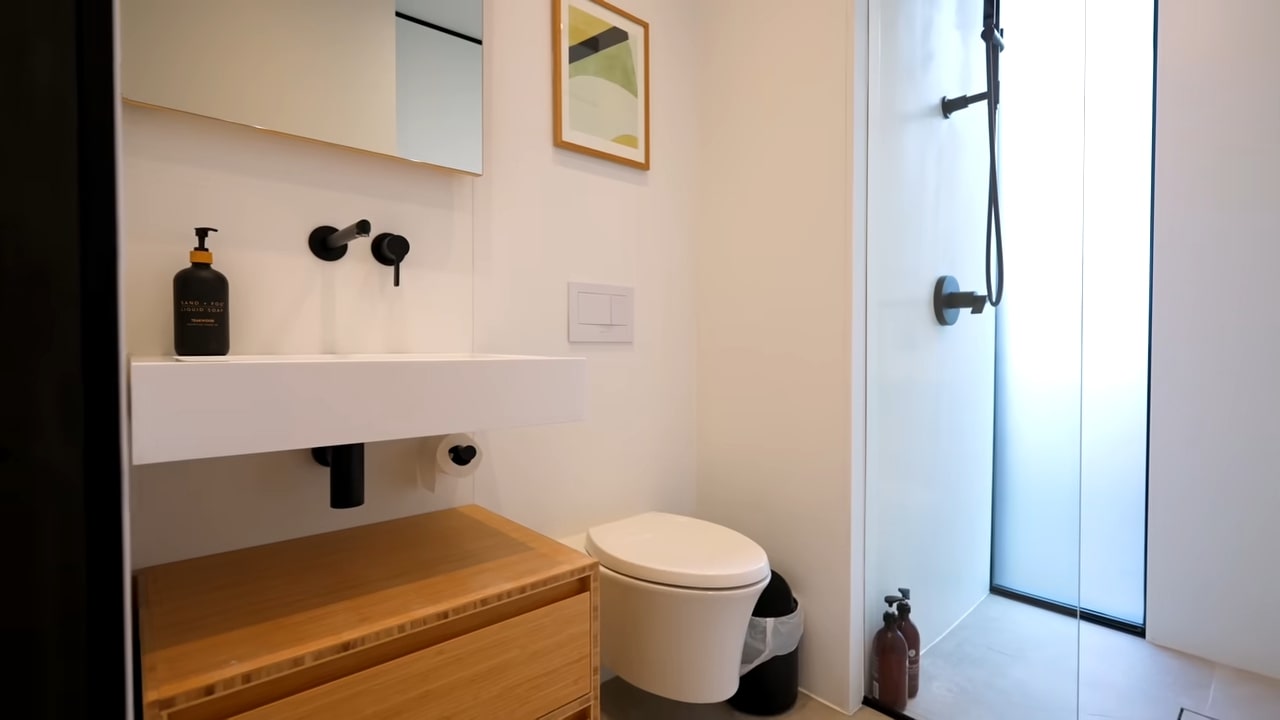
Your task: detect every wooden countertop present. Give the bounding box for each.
[136,505,596,709]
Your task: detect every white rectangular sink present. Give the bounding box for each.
[129,353,587,465]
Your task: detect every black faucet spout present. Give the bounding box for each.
[308,219,371,261]
[324,220,372,249]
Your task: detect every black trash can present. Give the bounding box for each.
[729,571,801,716]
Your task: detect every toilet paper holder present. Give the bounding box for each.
[421,433,484,486]
[312,436,482,509]
[447,443,478,467]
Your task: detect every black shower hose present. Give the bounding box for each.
[984,26,1005,307]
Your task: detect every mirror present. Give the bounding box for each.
[120,0,483,175]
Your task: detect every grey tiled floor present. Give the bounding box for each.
[600,596,1280,719]
[906,595,1280,720]
[601,678,890,719]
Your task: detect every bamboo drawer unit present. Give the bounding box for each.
[135,505,600,720]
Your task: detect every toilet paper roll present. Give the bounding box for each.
[420,433,484,479]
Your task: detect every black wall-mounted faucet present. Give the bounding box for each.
[308,219,371,262]
[371,233,411,287]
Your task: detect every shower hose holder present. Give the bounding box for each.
[940,26,1004,118]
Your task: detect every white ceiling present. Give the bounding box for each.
[395,0,483,40]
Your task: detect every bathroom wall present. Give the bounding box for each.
[125,0,699,567]
[693,0,860,711]
[1147,0,1280,679]
[123,106,478,567]
[470,0,699,538]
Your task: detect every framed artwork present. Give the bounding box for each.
[553,0,650,170]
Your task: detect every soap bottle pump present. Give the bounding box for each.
[173,226,229,356]
[889,588,921,699]
[870,605,908,712]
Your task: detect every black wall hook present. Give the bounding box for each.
[371,233,410,287]
[308,219,371,262]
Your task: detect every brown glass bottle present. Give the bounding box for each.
[897,598,921,698]
[870,610,908,712]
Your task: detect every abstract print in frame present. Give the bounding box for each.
[553,0,650,170]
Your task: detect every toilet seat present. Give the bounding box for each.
[585,513,769,589]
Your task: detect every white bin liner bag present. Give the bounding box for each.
[739,605,804,675]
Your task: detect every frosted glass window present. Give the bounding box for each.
[992,0,1085,609]
[993,0,1152,626]
[1078,0,1154,625]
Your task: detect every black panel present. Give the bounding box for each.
[991,586,1146,637]
[569,26,630,64]
[0,0,124,716]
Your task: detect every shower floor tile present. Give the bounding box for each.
[906,595,1078,720]
[905,595,1280,720]
[601,677,890,719]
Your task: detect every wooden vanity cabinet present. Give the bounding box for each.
[136,505,599,719]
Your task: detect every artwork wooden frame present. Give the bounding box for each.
[552,0,650,170]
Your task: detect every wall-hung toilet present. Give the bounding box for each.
[585,512,770,704]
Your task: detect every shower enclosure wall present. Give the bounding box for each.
[863,0,1157,717]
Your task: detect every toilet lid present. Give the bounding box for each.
[585,513,769,589]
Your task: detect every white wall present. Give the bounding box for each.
[123,105,477,567]
[125,0,699,567]
[864,0,994,662]
[470,0,698,538]
[121,0,397,154]
[693,0,859,711]
[1148,0,1280,679]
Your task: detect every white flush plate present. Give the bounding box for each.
[568,282,634,343]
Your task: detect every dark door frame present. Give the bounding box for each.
[1,0,126,716]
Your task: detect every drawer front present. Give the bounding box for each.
[231,593,591,720]
[537,694,594,720]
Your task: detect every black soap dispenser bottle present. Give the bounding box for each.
[173,227,229,356]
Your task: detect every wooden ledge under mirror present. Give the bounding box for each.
[135,505,599,719]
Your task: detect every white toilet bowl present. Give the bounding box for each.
[584,512,770,704]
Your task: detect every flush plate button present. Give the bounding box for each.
[568,282,634,343]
